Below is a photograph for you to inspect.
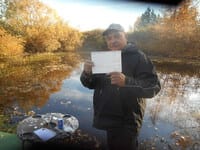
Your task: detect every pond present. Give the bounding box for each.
[0,57,199,150]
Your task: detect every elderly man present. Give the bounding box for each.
[80,23,161,150]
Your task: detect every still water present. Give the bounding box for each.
[0,60,200,150]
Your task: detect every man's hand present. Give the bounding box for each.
[108,72,125,87]
[83,60,94,74]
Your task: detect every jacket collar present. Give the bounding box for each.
[122,42,138,54]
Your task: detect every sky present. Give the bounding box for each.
[41,0,164,32]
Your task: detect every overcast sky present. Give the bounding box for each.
[41,0,164,31]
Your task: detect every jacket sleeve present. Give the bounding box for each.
[122,53,161,98]
[80,71,96,89]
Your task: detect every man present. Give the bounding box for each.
[80,23,161,150]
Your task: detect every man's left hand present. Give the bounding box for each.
[108,72,125,87]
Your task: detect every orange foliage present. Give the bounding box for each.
[0,27,24,56]
[162,0,198,37]
[57,24,83,52]
[24,23,82,53]
[4,0,82,53]
[25,26,61,53]
[6,0,61,30]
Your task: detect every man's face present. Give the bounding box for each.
[105,31,127,51]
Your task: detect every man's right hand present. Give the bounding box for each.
[83,60,94,74]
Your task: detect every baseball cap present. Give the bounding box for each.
[103,23,125,36]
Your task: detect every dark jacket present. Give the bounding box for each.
[80,44,161,134]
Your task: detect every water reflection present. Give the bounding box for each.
[141,65,200,149]
[33,68,106,142]
[0,60,199,149]
[0,68,74,112]
[150,73,200,129]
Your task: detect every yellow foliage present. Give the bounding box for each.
[57,24,83,52]
[25,26,61,52]
[6,0,61,32]
[0,27,24,56]
[24,23,82,53]
[3,0,83,53]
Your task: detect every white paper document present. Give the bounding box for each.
[33,128,56,141]
[91,51,122,74]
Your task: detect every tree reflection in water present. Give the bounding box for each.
[0,66,75,112]
[142,62,200,149]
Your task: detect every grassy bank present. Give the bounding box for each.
[151,56,200,76]
[0,52,81,78]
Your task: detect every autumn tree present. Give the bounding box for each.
[81,29,107,51]
[56,22,83,52]
[3,0,82,53]
[5,0,61,31]
[157,0,200,56]
[0,1,25,57]
[0,27,24,56]
[162,0,198,36]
